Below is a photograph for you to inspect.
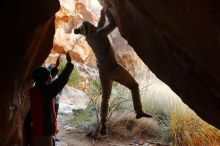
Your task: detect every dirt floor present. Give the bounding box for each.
[55,114,168,146]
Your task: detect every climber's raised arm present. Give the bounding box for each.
[54,55,61,68]
[97,8,116,36]
[96,8,106,30]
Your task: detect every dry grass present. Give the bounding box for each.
[108,113,158,138]
[170,104,220,146]
[140,80,220,145]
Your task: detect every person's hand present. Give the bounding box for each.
[55,55,61,67]
[101,8,105,13]
[103,0,110,11]
[66,52,71,63]
[97,28,104,33]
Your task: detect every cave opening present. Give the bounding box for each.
[1,0,220,145]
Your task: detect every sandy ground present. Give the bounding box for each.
[55,114,168,146]
[56,114,132,146]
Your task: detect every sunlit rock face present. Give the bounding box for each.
[59,85,89,112]
[52,0,153,100]
[106,0,220,128]
[54,0,151,80]
[53,0,102,65]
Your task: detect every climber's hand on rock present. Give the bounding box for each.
[55,55,61,67]
[66,52,71,63]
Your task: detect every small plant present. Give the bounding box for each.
[107,83,133,124]
[71,108,97,131]
[58,60,82,88]
[86,77,102,97]
[86,77,133,123]
[72,77,133,134]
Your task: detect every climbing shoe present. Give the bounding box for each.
[100,124,107,136]
[136,112,152,119]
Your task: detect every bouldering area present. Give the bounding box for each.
[0,0,220,146]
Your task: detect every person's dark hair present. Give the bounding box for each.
[74,28,81,34]
[82,21,89,35]
[32,67,50,84]
[74,21,94,36]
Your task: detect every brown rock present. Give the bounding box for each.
[53,44,66,54]
[108,0,220,128]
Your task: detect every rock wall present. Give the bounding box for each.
[53,0,102,64]
[107,0,220,128]
[0,1,60,145]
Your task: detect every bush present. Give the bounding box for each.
[71,107,98,131]
[71,77,133,133]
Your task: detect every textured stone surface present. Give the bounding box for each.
[107,0,220,128]
[0,0,60,145]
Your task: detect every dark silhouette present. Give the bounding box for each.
[74,8,152,135]
[23,110,32,146]
[49,55,62,118]
[29,53,73,146]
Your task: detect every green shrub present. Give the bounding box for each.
[86,77,102,97]
[71,107,97,130]
[58,60,82,88]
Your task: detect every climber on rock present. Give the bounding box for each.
[74,6,152,136]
